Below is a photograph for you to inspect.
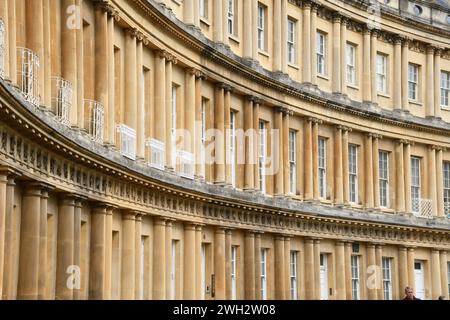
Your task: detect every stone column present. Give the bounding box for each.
[283,111,291,194]
[362,28,371,102]
[183,0,194,25]
[56,195,76,300]
[94,3,109,140]
[214,84,225,184]
[221,0,229,46]
[340,18,347,96]
[284,237,291,299]
[0,0,9,79]
[134,214,142,299]
[428,146,438,216]
[185,68,197,158]
[244,96,254,191]
[243,0,253,58]
[304,238,314,300]
[136,39,145,160]
[107,13,116,145]
[0,171,8,299]
[302,2,311,83]
[407,248,415,292]
[274,108,284,196]
[244,231,255,299]
[25,0,45,104]
[154,50,166,148]
[165,55,177,169]
[61,0,78,126]
[342,128,350,205]
[404,142,412,214]
[313,239,321,300]
[366,244,376,300]
[434,48,442,118]
[370,30,378,105]
[375,244,383,299]
[393,36,402,110]
[121,211,136,300]
[104,206,113,300]
[395,140,405,213]
[273,0,282,72]
[439,251,449,298]
[225,229,232,300]
[213,0,223,42]
[214,228,226,299]
[224,86,232,186]
[89,204,107,299]
[254,233,261,299]
[365,134,374,209]
[310,4,318,85]
[373,136,380,209]
[253,100,260,190]
[195,225,203,299]
[38,189,50,299]
[124,29,137,133]
[194,74,204,179]
[312,119,320,200]
[183,223,196,299]
[193,0,199,27]
[398,247,408,294]
[332,13,341,93]
[436,149,444,217]
[75,0,84,129]
[426,46,435,117]
[281,0,287,73]
[304,118,313,201]
[335,241,346,300]
[43,0,51,107]
[165,219,173,299]
[401,39,410,112]
[274,235,285,299]
[334,126,343,205]
[431,249,442,298]
[344,242,352,300]
[251,0,258,59]
[153,218,166,299]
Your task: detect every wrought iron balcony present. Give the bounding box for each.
[411,198,433,219]
[84,99,104,144]
[51,77,72,126]
[177,150,195,179]
[116,123,136,160]
[146,138,165,170]
[17,47,40,106]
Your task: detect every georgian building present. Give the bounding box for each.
[0,0,449,300]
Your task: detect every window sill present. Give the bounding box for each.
[288,63,299,70]
[258,49,270,58]
[347,84,359,90]
[441,105,450,111]
[409,100,423,106]
[200,17,211,27]
[317,74,329,81]
[229,34,240,44]
[377,92,391,98]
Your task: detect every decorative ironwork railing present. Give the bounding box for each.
[412,198,433,219]
[84,99,104,143]
[17,47,40,106]
[146,138,165,170]
[51,77,72,126]
[116,123,136,160]
[177,150,194,179]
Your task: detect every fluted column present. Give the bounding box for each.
[185,68,196,157]
[0,171,7,299]
[225,229,232,299]
[313,239,321,300]
[56,195,76,300]
[134,214,142,299]
[153,218,166,299]
[431,249,442,298]
[244,231,255,299]
[362,28,371,102]
[375,244,383,300]
[407,248,415,292]
[275,235,285,299]
[284,237,291,299]
[195,225,203,299]
[332,14,341,93]
[304,238,314,299]
[274,108,284,196]
[426,46,435,117]
[312,119,320,200]
[393,36,402,110]
[335,241,346,299]
[104,206,113,300]
[273,0,282,72]
[214,84,225,184]
[283,110,291,194]
[302,2,311,83]
[244,96,254,191]
[370,30,378,104]
[401,39,410,112]
[404,142,412,213]
[434,48,442,118]
[253,100,260,190]
[281,0,287,73]
[243,0,253,58]
[395,141,405,213]
[75,0,84,129]
[214,228,226,299]
[43,0,51,107]
[251,0,258,59]
[342,128,350,205]
[398,247,408,294]
[254,233,261,299]
[124,30,137,134]
[165,55,177,169]
[436,149,444,217]
[344,242,352,299]
[310,4,318,85]
[224,86,232,186]
[154,50,166,148]
[334,126,343,205]
[136,39,145,159]
[365,134,374,209]
[165,219,173,299]
[428,146,438,216]
[373,135,380,209]
[304,118,313,201]
[366,244,376,300]
[107,13,116,145]
[89,204,107,299]
[439,251,449,298]
[38,188,50,299]
[213,0,223,42]
[121,212,136,300]
[183,224,196,299]
[340,18,348,95]
[195,74,204,179]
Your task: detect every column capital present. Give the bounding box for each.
[366,243,376,249]
[426,44,438,55]
[336,124,352,132]
[184,223,198,231]
[274,234,286,241]
[430,145,446,151]
[335,240,345,246]
[216,82,233,92]
[245,95,261,105]
[367,132,382,139]
[434,46,445,57]
[398,246,408,252]
[91,201,117,211]
[396,139,414,146]
[187,67,206,79]
[0,165,21,179]
[276,106,294,116]
[306,117,323,124]
[332,12,342,23]
[302,0,312,10]
[122,210,138,221]
[215,227,227,234]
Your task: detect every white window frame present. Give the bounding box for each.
[411,157,421,213]
[441,71,450,108]
[349,144,358,204]
[201,243,206,300]
[443,161,450,216]
[171,85,177,168]
[230,111,236,187]
[140,237,145,300]
[318,137,327,199]
[227,0,236,36]
[290,251,298,300]
[259,121,266,193]
[316,32,326,76]
[346,43,356,86]
[287,18,296,64]
[257,4,265,51]
[171,240,176,299]
[231,246,237,300]
[379,151,390,208]
[382,257,393,300]
[260,248,267,300]
[289,130,297,195]
[351,255,360,300]
[376,54,387,94]
[408,63,419,101]
[199,0,208,19]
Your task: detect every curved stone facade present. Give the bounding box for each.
[0,0,449,300]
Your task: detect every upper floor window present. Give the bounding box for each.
[260,248,268,300]
[199,0,208,19]
[290,251,298,300]
[351,255,360,300]
[287,18,296,64]
[316,32,326,76]
[349,144,358,204]
[257,4,266,51]
[289,130,297,194]
[408,63,419,101]
[411,157,421,213]
[379,151,390,208]
[318,137,327,199]
[346,44,356,86]
[230,111,236,187]
[444,161,450,215]
[382,257,393,300]
[227,0,237,36]
[376,54,387,94]
[231,246,237,300]
[441,71,450,108]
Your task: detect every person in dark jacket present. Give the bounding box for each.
[402,287,420,300]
